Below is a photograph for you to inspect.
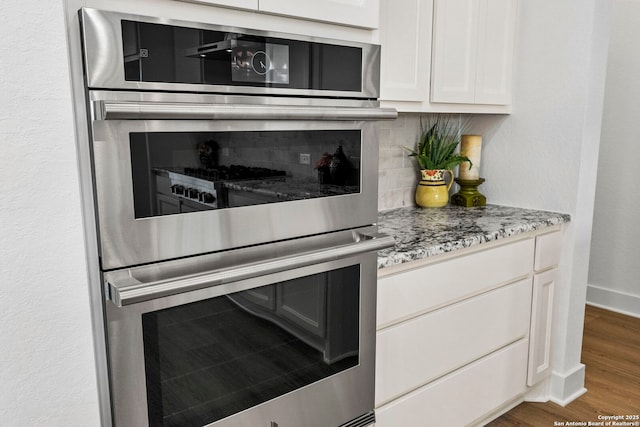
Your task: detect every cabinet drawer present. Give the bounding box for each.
[375,278,532,405]
[534,231,562,272]
[375,339,528,427]
[377,238,534,328]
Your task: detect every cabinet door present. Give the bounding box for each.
[379,0,433,101]
[276,275,326,338]
[430,0,479,104]
[239,286,277,310]
[475,0,517,104]
[156,194,180,215]
[259,0,380,29]
[431,0,516,105]
[375,339,528,427]
[534,230,562,272]
[174,0,259,11]
[527,268,556,386]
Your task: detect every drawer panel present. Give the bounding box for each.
[534,231,562,272]
[375,339,528,427]
[528,268,557,386]
[375,278,532,405]
[377,238,534,328]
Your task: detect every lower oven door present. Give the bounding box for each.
[103,228,393,427]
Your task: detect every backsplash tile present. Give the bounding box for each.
[377,113,504,211]
[378,113,423,211]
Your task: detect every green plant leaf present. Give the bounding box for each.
[403,115,473,170]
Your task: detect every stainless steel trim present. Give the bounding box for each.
[95,100,398,121]
[89,90,383,108]
[80,8,381,99]
[106,230,394,306]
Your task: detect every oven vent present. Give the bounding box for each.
[340,411,376,427]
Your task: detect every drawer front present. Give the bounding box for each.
[375,339,528,427]
[534,230,562,272]
[377,238,534,328]
[375,278,532,405]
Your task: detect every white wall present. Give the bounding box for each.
[478,0,610,404]
[0,1,101,426]
[587,0,640,318]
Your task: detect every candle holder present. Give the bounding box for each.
[451,178,486,207]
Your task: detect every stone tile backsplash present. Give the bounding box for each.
[377,113,503,212]
[378,113,424,211]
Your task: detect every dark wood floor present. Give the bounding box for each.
[486,304,640,427]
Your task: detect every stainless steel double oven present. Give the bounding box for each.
[78,8,395,427]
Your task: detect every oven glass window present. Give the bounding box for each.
[121,20,362,92]
[129,130,361,218]
[142,265,360,426]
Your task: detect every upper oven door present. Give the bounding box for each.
[79,8,381,99]
[89,91,396,270]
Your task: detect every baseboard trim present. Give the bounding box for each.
[586,284,640,318]
[524,377,550,402]
[549,387,588,407]
[549,363,587,406]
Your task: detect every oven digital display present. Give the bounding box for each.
[231,42,289,85]
[120,20,362,91]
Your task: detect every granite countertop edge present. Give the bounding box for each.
[376,204,571,270]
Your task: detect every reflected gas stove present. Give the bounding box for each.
[155,165,287,209]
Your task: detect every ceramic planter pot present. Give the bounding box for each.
[415,169,454,208]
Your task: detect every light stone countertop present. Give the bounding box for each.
[224,178,358,200]
[376,204,571,269]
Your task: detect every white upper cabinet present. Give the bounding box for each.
[430,0,479,104]
[260,0,380,29]
[379,0,517,113]
[379,0,433,101]
[178,0,380,29]
[474,0,517,104]
[431,0,517,105]
[176,0,259,11]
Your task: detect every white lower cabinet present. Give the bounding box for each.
[375,228,563,426]
[376,278,531,405]
[375,339,528,427]
[527,230,562,386]
[527,268,556,386]
[377,238,534,329]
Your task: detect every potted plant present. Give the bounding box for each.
[403,116,473,208]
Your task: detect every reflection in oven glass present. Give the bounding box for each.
[121,20,362,92]
[129,130,362,219]
[142,265,360,427]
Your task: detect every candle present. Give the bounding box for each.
[459,134,482,180]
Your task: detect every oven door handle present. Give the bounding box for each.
[94,100,398,121]
[105,232,395,307]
